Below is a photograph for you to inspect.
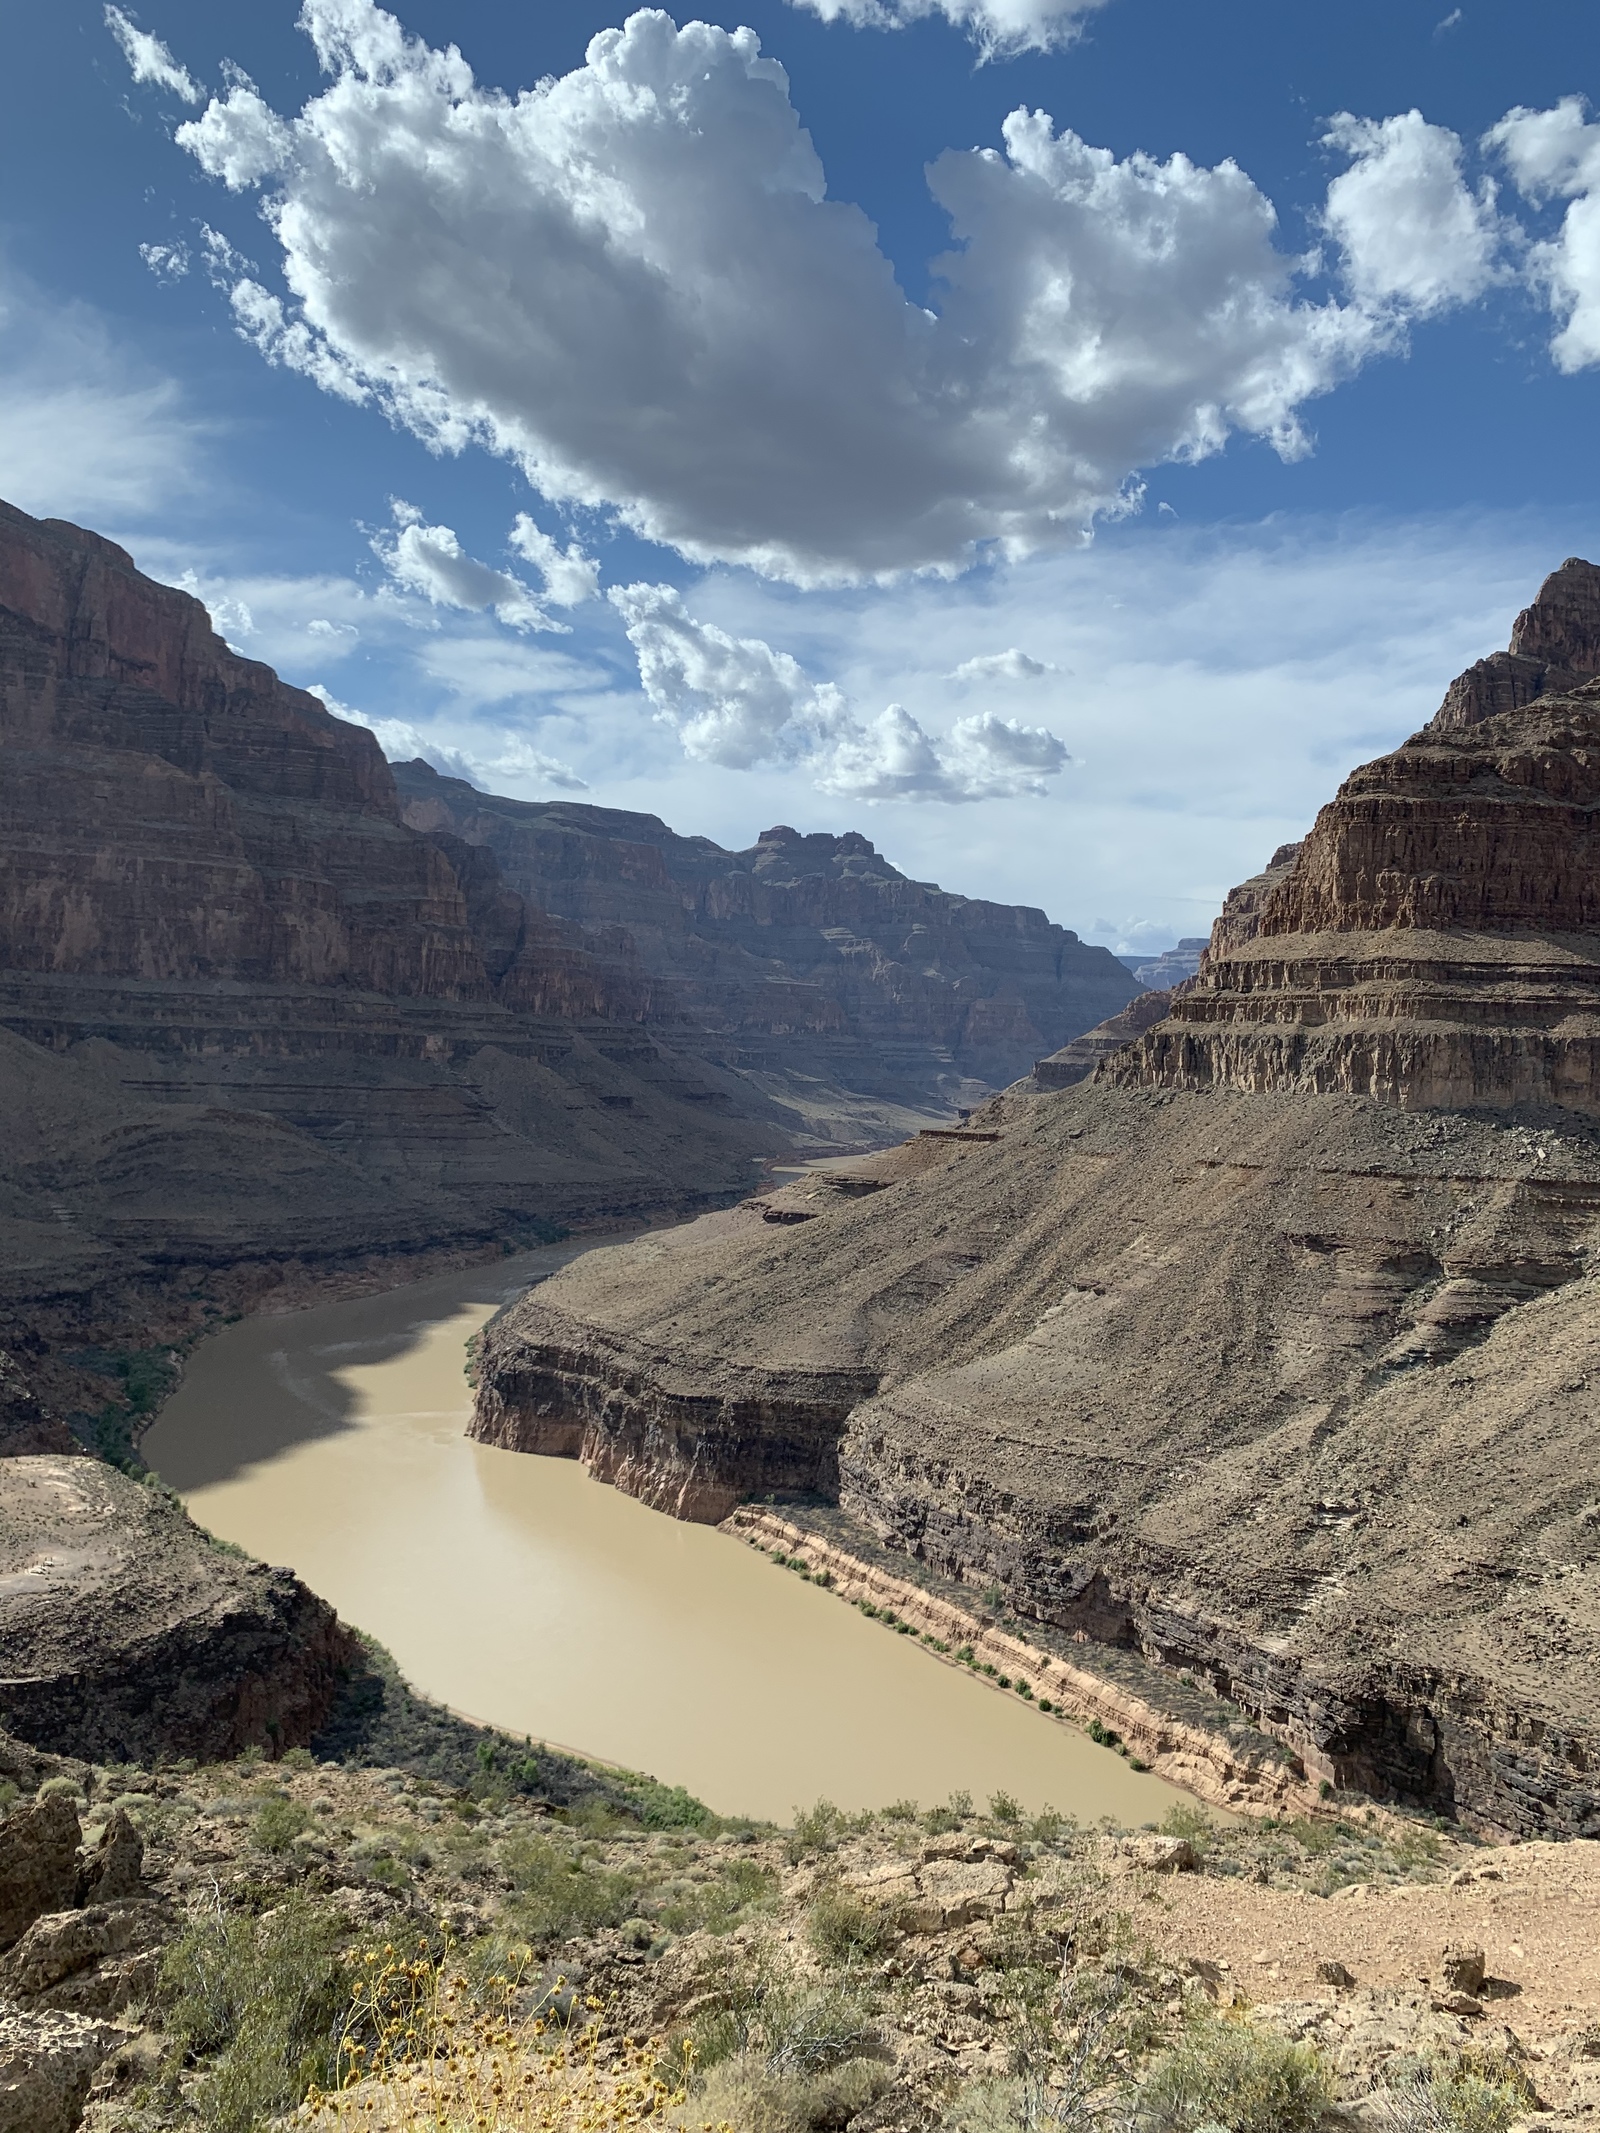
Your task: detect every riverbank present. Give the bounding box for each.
[141,1253,1191,1825]
[725,1508,1321,1820]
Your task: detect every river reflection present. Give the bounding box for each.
[145,1251,1191,1825]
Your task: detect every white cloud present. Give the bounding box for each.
[104,5,201,103]
[610,581,1066,801]
[1487,97,1600,372]
[374,503,562,632]
[948,646,1054,683]
[306,684,587,792]
[171,1,1398,585]
[508,514,601,607]
[138,240,190,282]
[609,581,850,770]
[1323,110,1506,316]
[174,81,291,188]
[0,270,206,525]
[783,0,1110,61]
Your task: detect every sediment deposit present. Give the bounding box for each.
[474,564,1600,1840]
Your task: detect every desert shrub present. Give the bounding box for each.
[159,1893,349,2133]
[787,1798,846,1862]
[310,1946,685,2132]
[252,1793,314,1853]
[1158,1801,1214,1860]
[37,1775,84,1803]
[806,1880,901,1965]
[501,1833,640,1943]
[691,1954,876,2080]
[625,1777,711,1830]
[1135,2019,1335,2133]
[949,1964,1145,2133]
[1380,2056,1532,2133]
[658,1857,777,1935]
[989,1790,1022,1823]
[687,2050,891,2133]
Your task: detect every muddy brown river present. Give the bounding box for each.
[145,1247,1189,1824]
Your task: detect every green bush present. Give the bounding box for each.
[807,1880,901,1966]
[787,1798,846,1862]
[1382,2058,1531,2133]
[1135,2019,1335,2132]
[658,1857,777,1936]
[251,1794,313,1853]
[692,1958,877,2081]
[501,1833,641,1942]
[158,1895,348,2133]
[1159,1801,1214,1860]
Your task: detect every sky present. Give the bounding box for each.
[2,1,1599,953]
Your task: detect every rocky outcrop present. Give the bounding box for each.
[1433,556,1600,730]
[1033,989,1175,1088]
[0,1457,358,1764]
[1126,939,1207,988]
[1108,671,1600,1111]
[394,766,1137,1086]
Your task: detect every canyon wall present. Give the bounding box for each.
[472,561,1600,1837]
[394,763,1136,1087]
[1108,562,1600,1112]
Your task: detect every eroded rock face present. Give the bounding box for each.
[394,767,1137,1087]
[0,2008,116,2133]
[1110,676,1600,1112]
[1034,989,1175,1089]
[0,1795,80,1951]
[1433,556,1600,730]
[0,1457,357,1765]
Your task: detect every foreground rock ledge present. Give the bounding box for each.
[0,1457,356,1763]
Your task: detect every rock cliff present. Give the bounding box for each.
[1433,555,1600,730]
[472,564,1600,1838]
[0,498,1137,1432]
[393,765,1136,1088]
[0,1457,356,1762]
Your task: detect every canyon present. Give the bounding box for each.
[0,495,1126,1446]
[473,558,1600,1842]
[0,492,1144,1819]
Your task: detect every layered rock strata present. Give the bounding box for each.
[1434,556,1600,730]
[1033,989,1175,1089]
[474,565,1600,1838]
[475,1081,1600,1835]
[394,763,1136,1088]
[1110,615,1600,1111]
[0,1457,356,1763]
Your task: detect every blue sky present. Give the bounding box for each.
[3,0,1598,953]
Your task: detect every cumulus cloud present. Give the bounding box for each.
[307,684,587,791]
[948,647,1054,683]
[610,582,1066,801]
[508,515,601,607]
[175,80,292,188]
[1323,110,1506,316]
[783,0,1110,61]
[1487,97,1600,372]
[163,1,1408,585]
[104,5,201,102]
[374,503,562,632]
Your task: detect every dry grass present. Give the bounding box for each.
[305,1942,691,2133]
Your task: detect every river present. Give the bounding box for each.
[144,1246,1191,1825]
